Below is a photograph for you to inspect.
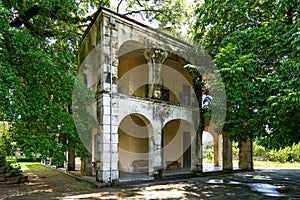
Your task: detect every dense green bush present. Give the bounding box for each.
[232,142,239,158]
[203,141,214,162]
[6,160,22,177]
[253,142,268,157]
[0,155,22,177]
[268,143,300,163]
[234,141,300,163]
[0,148,6,166]
[0,148,7,173]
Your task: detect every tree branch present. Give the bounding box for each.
[136,0,143,7]
[124,9,163,16]
[287,5,296,24]
[117,0,125,13]
[138,12,145,21]
[10,5,40,27]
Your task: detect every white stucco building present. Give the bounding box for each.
[75,7,253,183]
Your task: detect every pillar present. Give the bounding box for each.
[194,129,203,173]
[81,156,93,176]
[222,133,233,170]
[96,93,119,183]
[218,135,223,166]
[239,139,253,170]
[149,121,163,178]
[144,49,168,99]
[213,134,221,166]
[95,15,119,183]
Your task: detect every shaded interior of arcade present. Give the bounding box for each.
[118,114,196,179]
[162,120,195,172]
[118,114,150,175]
[118,41,197,107]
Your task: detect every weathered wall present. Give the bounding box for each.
[78,8,202,182]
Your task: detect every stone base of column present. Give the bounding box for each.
[193,163,203,174]
[81,157,93,176]
[152,167,162,179]
[96,168,118,183]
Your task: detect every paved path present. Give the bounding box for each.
[1,166,300,199]
[0,165,93,200]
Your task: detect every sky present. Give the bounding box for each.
[110,0,159,28]
[109,0,196,29]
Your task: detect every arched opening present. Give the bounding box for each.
[118,41,148,98]
[202,131,214,170]
[118,114,152,179]
[118,41,195,107]
[162,119,195,174]
[232,141,240,170]
[202,129,223,172]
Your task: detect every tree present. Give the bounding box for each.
[0,0,108,164]
[0,122,15,156]
[115,0,193,40]
[0,0,192,166]
[193,0,299,149]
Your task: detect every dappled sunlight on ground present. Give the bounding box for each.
[1,163,300,199]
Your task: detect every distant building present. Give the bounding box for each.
[14,148,24,157]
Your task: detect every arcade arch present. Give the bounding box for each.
[118,114,153,177]
[162,119,196,172]
[202,127,223,172]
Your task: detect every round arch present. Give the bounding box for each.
[118,113,153,175]
[118,40,144,57]
[163,110,199,132]
[203,125,223,171]
[162,119,196,171]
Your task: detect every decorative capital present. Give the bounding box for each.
[143,48,168,64]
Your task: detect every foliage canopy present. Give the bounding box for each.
[193,0,299,149]
[0,0,109,163]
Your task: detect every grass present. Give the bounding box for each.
[204,159,300,169]
[254,160,300,169]
[19,162,46,172]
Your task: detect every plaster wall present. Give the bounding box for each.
[78,9,202,182]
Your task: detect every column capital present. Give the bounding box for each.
[143,48,169,64]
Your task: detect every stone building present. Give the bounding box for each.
[75,7,253,183]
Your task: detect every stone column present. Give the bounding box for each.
[213,134,220,166]
[193,129,203,173]
[149,119,163,178]
[222,133,233,171]
[144,49,168,99]
[81,156,93,176]
[193,110,202,173]
[95,15,119,183]
[218,135,223,166]
[96,94,119,183]
[239,139,253,170]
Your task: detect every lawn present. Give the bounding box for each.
[254,160,300,169]
[19,162,47,172]
[204,159,300,169]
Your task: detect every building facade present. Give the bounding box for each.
[76,7,253,183]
